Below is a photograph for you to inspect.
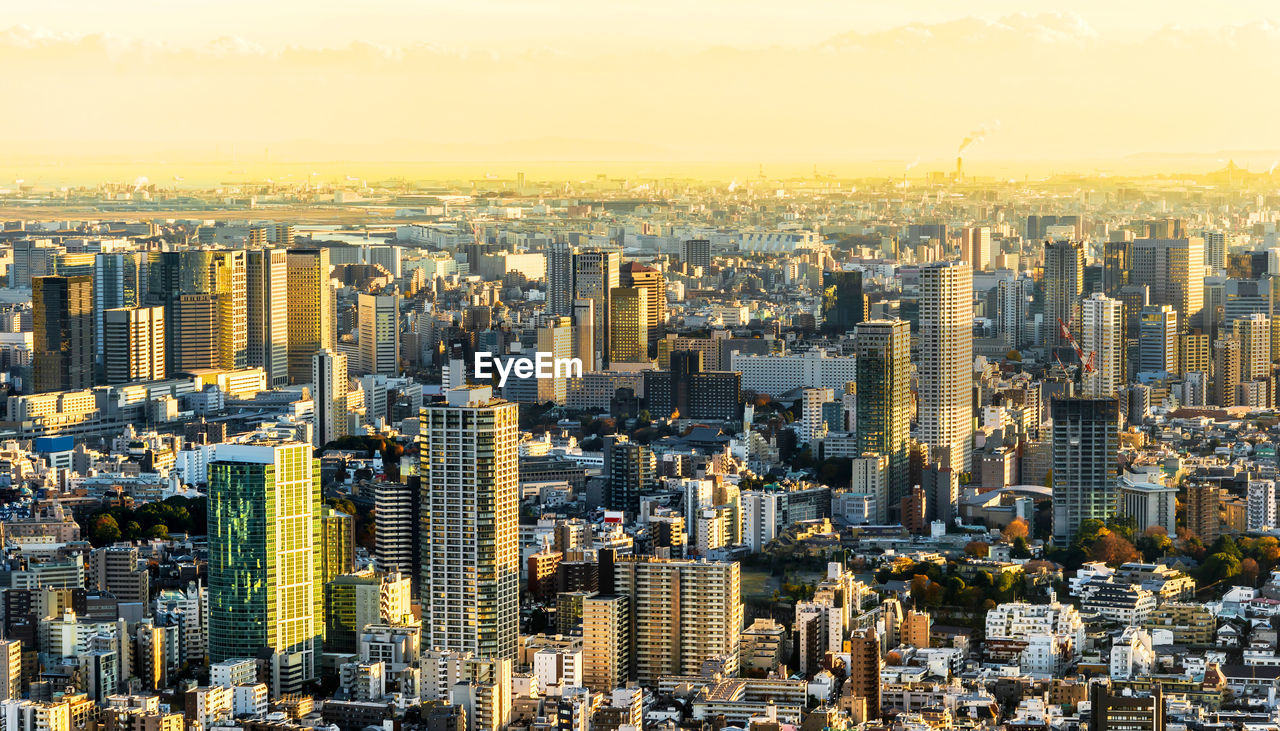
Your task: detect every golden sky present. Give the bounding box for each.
[5,1,1280,179]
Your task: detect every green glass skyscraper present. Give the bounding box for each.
[208,441,322,695]
[854,319,912,521]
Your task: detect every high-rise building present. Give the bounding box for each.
[614,557,741,685]
[88,545,149,606]
[1103,240,1130,295]
[320,505,355,586]
[607,287,649,365]
[324,571,413,655]
[312,349,349,448]
[1202,231,1227,274]
[680,239,712,270]
[854,320,911,519]
[1130,238,1205,330]
[572,251,620,366]
[32,275,93,393]
[1137,305,1178,375]
[620,262,666,352]
[94,252,145,377]
[170,294,219,371]
[1179,333,1211,377]
[1234,313,1271,382]
[847,627,881,720]
[1051,398,1119,544]
[918,261,973,473]
[1043,240,1084,350]
[960,227,992,271]
[821,270,865,334]
[0,640,19,701]
[208,442,321,695]
[372,481,417,580]
[1213,337,1242,408]
[246,248,290,387]
[102,306,165,384]
[419,387,519,660]
[603,435,656,516]
[287,248,334,384]
[147,250,247,372]
[357,293,400,376]
[581,594,630,693]
[572,299,596,373]
[1185,483,1220,545]
[996,278,1025,348]
[545,242,577,317]
[533,317,576,405]
[1080,293,1123,398]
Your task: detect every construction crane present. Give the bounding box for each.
[1055,317,1095,383]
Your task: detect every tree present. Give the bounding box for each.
[964,541,990,558]
[90,515,121,545]
[1241,558,1261,586]
[1090,532,1139,566]
[1136,526,1173,562]
[145,524,169,540]
[1202,552,1242,585]
[1002,519,1030,543]
[1011,536,1031,559]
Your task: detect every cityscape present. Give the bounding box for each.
[6,3,1280,731]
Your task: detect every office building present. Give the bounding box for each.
[918,261,973,473]
[572,299,596,373]
[546,242,576,317]
[847,627,881,720]
[821,270,865,334]
[1089,683,1164,731]
[1051,398,1119,544]
[208,442,321,695]
[1043,240,1084,350]
[1103,240,1130,295]
[419,387,519,660]
[372,481,417,579]
[287,248,334,384]
[997,278,1025,348]
[102,306,165,384]
[607,286,649,365]
[357,292,400,376]
[94,251,145,377]
[246,248,290,387]
[1130,238,1205,329]
[312,349,349,448]
[573,251,620,366]
[644,350,741,421]
[1081,293,1123,398]
[1185,484,1220,545]
[33,276,93,393]
[614,557,742,685]
[147,250,247,372]
[1234,313,1270,381]
[1137,305,1178,375]
[1212,337,1242,408]
[620,262,666,352]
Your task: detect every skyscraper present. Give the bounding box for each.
[1080,293,1123,398]
[1130,237,1205,330]
[1213,336,1242,408]
[94,251,145,378]
[846,627,881,721]
[996,278,1025,348]
[419,387,519,660]
[1043,240,1084,350]
[620,262,666,352]
[207,441,321,695]
[1137,305,1178,375]
[147,250,247,372]
[603,435,656,516]
[959,226,991,271]
[1051,397,1119,544]
[102,306,166,384]
[1234,313,1270,382]
[573,251,620,366]
[545,242,577,317]
[357,292,400,376]
[312,349,349,448]
[581,594,630,693]
[246,248,290,387]
[918,261,973,474]
[287,248,334,384]
[1103,240,1130,295]
[821,270,865,334]
[854,320,911,521]
[607,286,648,365]
[572,299,596,373]
[614,557,742,685]
[32,275,93,393]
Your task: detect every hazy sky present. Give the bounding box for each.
[6,1,1280,172]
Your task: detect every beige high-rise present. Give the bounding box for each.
[919,261,974,473]
[102,306,166,384]
[614,557,742,685]
[1130,237,1205,329]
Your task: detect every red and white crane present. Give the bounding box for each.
[1056,317,1095,381]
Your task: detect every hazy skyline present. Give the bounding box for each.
[6,2,1280,179]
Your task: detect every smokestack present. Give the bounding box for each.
[956,156,964,181]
